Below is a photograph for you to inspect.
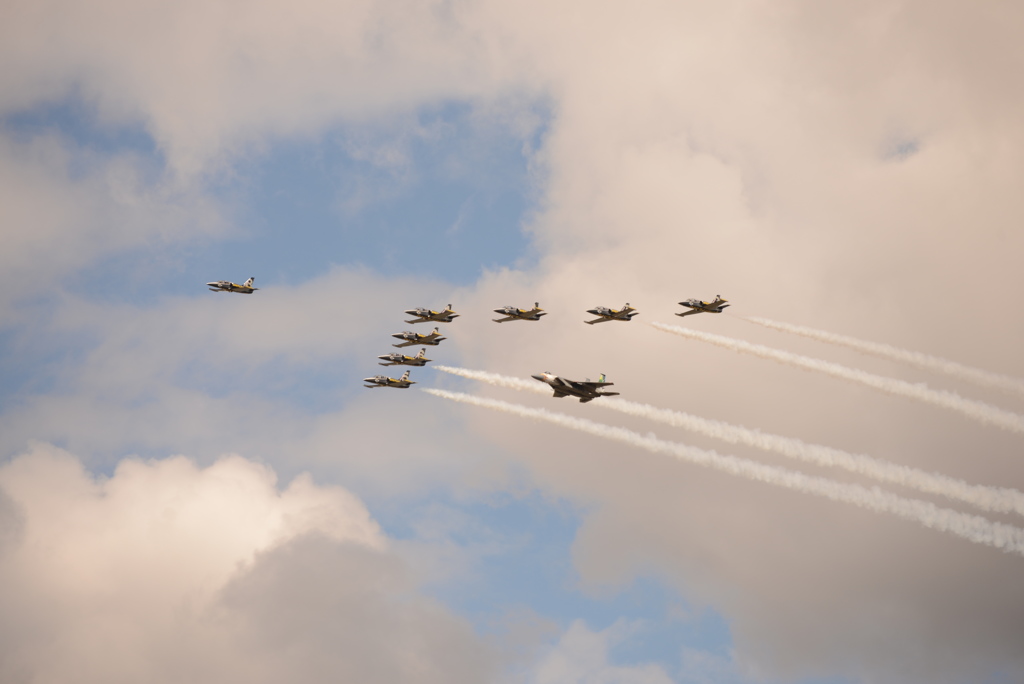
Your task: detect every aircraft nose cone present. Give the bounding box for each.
[531,374,546,382]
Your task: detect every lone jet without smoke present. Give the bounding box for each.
[363,370,415,389]
[207,277,258,294]
[392,327,446,348]
[532,372,620,403]
[404,305,459,324]
[493,303,547,323]
[585,304,638,324]
[378,348,432,367]
[676,295,729,317]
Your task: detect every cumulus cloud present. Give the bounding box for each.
[0,132,227,320]
[530,620,674,684]
[0,0,539,177]
[0,444,493,683]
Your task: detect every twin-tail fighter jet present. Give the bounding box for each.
[492,303,546,323]
[676,295,729,317]
[584,303,638,325]
[363,370,415,389]
[207,277,258,294]
[377,348,431,367]
[531,372,620,403]
[404,304,459,324]
[392,327,446,348]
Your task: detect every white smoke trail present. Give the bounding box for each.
[434,365,550,395]
[744,316,1024,399]
[433,365,1024,517]
[651,322,1024,434]
[424,389,1024,557]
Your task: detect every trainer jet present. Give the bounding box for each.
[378,348,431,367]
[404,304,459,324]
[493,303,546,323]
[207,277,258,294]
[392,327,447,348]
[676,295,729,317]
[532,372,620,403]
[584,303,638,324]
[363,370,415,389]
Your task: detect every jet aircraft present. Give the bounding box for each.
[392,327,447,348]
[207,277,258,294]
[404,304,459,324]
[363,370,415,389]
[493,303,547,323]
[531,372,620,403]
[676,295,729,317]
[378,348,432,367]
[584,303,638,324]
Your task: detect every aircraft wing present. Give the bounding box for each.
[675,308,703,317]
[574,380,615,390]
[492,315,518,323]
[392,339,418,348]
[584,316,612,325]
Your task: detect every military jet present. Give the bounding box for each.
[584,303,638,324]
[392,327,447,348]
[207,277,258,294]
[363,370,415,389]
[676,295,729,317]
[493,302,547,323]
[532,372,620,403]
[378,348,432,367]
[404,304,459,324]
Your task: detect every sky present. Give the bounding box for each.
[1,1,1023,682]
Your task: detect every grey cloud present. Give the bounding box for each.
[216,535,494,684]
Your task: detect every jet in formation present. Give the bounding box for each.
[676,295,729,317]
[493,303,546,323]
[532,372,620,403]
[363,370,415,389]
[378,348,431,367]
[585,303,638,324]
[392,327,447,348]
[404,304,459,324]
[207,277,258,294]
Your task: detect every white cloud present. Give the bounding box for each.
[0,444,493,683]
[0,132,227,320]
[530,620,674,684]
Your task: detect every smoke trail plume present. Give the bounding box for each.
[433,365,550,395]
[744,316,1024,399]
[424,389,1024,557]
[433,365,1024,517]
[651,322,1024,434]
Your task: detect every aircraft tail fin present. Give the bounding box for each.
[416,348,426,358]
[244,277,255,287]
[598,374,606,383]
[400,370,411,381]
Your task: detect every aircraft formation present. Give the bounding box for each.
[205,278,727,397]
